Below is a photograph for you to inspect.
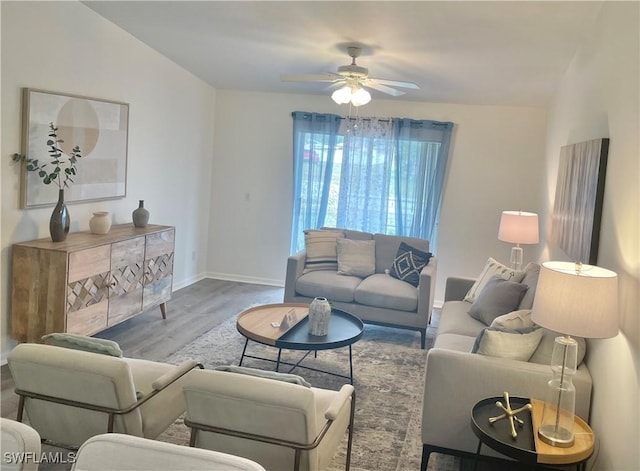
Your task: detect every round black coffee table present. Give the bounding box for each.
[236,303,364,384]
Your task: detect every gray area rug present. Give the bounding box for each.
[157,313,460,471]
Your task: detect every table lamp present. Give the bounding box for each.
[498,210,539,270]
[531,261,618,447]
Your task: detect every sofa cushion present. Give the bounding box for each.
[337,239,376,277]
[295,270,361,303]
[373,234,430,274]
[355,274,418,312]
[468,277,528,325]
[490,309,534,330]
[433,333,477,352]
[472,326,543,361]
[517,262,540,309]
[41,333,123,357]
[389,242,432,287]
[464,257,524,303]
[437,301,486,337]
[303,229,345,273]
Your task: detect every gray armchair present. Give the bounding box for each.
[7,343,202,449]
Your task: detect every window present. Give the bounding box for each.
[291,112,454,254]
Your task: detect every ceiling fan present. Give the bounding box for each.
[281,46,419,106]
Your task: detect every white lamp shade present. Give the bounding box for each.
[531,261,619,338]
[498,210,539,244]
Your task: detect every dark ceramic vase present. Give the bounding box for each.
[132,200,149,228]
[50,189,70,242]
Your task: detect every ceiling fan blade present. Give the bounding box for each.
[280,73,342,83]
[369,78,420,90]
[364,81,406,97]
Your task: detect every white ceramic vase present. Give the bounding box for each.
[308,297,331,336]
[89,211,111,234]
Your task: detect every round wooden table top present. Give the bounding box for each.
[236,302,364,350]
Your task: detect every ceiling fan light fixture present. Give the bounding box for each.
[351,86,371,106]
[331,85,352,104]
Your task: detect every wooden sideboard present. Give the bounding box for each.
[11,224,175,343]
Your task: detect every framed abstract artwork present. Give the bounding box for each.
[20,88,129,208]
[550,138,609,264]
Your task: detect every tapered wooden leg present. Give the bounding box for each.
[159,302,167,319]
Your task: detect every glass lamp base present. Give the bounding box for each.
[538,424,575,447]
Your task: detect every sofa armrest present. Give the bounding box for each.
[444,276,476,302]
[417,257,437,325]
[284,251,306,302]
[422,348,592,456]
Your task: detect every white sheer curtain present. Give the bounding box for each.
[291,111,454,253]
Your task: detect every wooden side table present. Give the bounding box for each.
[471,396,594,470]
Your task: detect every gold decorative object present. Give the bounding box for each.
[488,392,532,439]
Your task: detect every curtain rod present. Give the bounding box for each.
[340,116,451,127]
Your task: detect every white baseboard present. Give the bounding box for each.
[203,272,284,288]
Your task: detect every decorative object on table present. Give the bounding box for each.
[498,210,539,270]
[89,211,111,234]
[488,391,532,439]
[308,297,331,336]
[132,200,149,228]
[18,88,129,208]
[531,261,618,447]
[278,308,297,331]
[550,138,609,265]
[49,189,70,242]
[12,122,82,242]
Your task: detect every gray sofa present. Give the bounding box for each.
[284,229,436,348]
[420,263,593,469]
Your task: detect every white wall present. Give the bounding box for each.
[209,90,547,300]
[0,2,216,361]
[543,2,639,469]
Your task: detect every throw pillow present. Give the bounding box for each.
[41,333,123,357]
[303,229,345,273]
[468,276,528,325]
[517,262,540,310]
[464,257,524,303]
[472,326,543,361]
[214,365,311,387]
[490,309,534,330]
[337,239,376,278]
[389,242,432,287]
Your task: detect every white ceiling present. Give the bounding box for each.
[83,1,603,107]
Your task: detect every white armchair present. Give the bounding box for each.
[0,418,41,471]
[71,433,266,471]
[7,343,202,449]
[182,368,355,471]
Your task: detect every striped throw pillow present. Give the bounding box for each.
[303,230,345,273]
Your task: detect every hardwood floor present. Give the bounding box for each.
[1,278,285,420]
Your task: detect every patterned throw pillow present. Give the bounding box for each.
[389,242,432,287]
[303,230,345,273]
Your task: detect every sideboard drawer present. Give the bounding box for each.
[68,246,111,283]
[66,300,108,336]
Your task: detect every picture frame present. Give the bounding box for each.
[550,138,609,265]
[20,88,129,208]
